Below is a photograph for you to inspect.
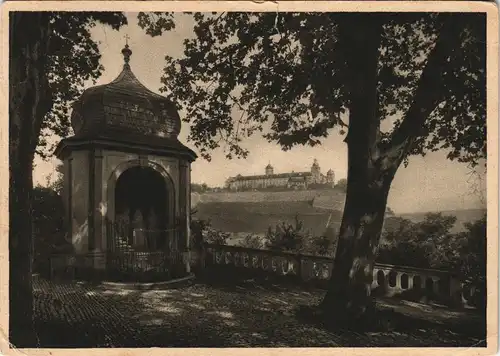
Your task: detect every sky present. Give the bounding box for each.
[32,12,486,215]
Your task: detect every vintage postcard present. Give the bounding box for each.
[1,1,498,355]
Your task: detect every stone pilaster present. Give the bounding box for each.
[88,149,106,273]
[88,150,95,252]
[65,157,73,240]
[179,160,190,273]
[186,162,192,273]
[93,149,104,252]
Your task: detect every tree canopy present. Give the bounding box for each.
[35,12,127,158]
[138,12,485,166]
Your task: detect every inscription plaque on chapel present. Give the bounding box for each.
[104,99,179,137]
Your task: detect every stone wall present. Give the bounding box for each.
[192,189,345,209]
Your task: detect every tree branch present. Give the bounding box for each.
[385,14,465,160]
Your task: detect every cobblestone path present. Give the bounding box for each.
[32,278,485,348]
[33,279,147,347]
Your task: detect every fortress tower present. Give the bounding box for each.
[265,163,274,176]
[327,169,335,185]
[311,159,321,182]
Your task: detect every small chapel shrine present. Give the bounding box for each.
[54,43,197,281]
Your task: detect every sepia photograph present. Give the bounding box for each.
[3,1,498,353]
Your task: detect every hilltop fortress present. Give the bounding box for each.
[225,159,335,191]
[191,160,343,236]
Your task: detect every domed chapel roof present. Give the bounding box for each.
[57,42,196,161]
[71,44,180,138]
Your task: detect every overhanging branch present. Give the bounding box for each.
[385,14,465,159]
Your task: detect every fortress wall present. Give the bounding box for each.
[192,189,346,208]
[195,190,317,204]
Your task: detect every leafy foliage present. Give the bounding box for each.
[377,213,486,285]
[334,178,347,192]
[138,12,485,166]
[265,215,309,253]
[452,216,486,298]
[204,227,231,245]
[37,12,127,158]
[32,186,72,274]
[239,234,265,249]
[42,162,64,194]
[190,218,231,246]
[233,219,338,255]
[308,226,338,257]
[137,12,175,37]
[377,213,457,268]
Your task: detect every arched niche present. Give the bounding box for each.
[105,159,176,250]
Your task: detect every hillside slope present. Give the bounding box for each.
[194,201,343,237]
[192,191,485,236]
[192,189,345,207]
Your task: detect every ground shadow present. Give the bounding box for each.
[30,273,486,348]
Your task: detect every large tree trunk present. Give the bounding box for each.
[9,12,52,346]
[319,15,397,323]
[319,14,466,324]
[320,159,398,322]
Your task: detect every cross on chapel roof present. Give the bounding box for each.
[121,36,132,66]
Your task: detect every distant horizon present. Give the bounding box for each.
[191,189,486,216]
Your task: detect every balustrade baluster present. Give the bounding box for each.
[271,257,277,272]
[297,255,303,280]
[261,255,267,270]
[252,255,259,269]
[312,262,319,278]
[280,258,287,275]
[242,253,249,267]
[396,272,402,289]
[322,263,330,279]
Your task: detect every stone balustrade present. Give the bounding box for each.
[201,243,479,308]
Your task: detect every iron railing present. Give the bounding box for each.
[105,220,185,281]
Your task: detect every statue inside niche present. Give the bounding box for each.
[148,209,159,251]
[115,208,131,248]
[132,209,146,249]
